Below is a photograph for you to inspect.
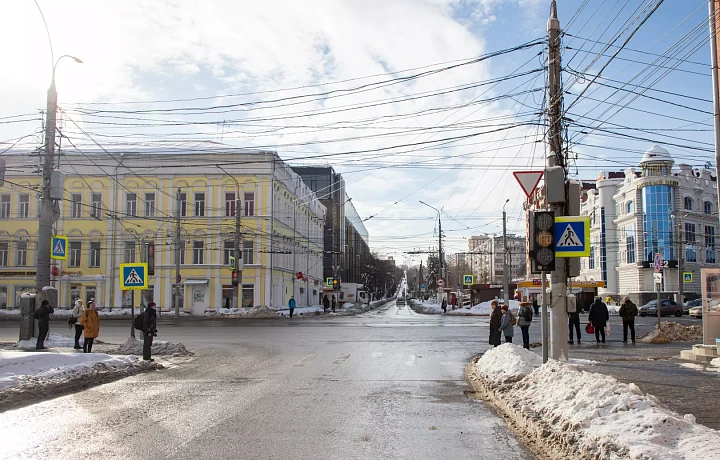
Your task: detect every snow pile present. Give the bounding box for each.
[208,306,278,318]
[467,345,720,460]
[710,358,720,368]
[117,337,193,356]
[410,299,521,316]
[473,343,541,384]
[17,333,75,350]
[608,305,620,315]
[639,322,702,344]
[0,308,137,320]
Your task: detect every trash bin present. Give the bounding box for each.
[19,292,37,341]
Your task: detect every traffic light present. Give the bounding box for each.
[232,270,239,286]
[532,211,556,272]
[146,242,155,276]
[332,277,340,290]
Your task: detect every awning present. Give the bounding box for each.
[184,279,209,285]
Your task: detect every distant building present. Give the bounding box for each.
[467,234,526,284]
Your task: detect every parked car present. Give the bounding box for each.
[684,299,702,315]
[396,297,406,306]
[689,305,703,318]
[638,299,683,317]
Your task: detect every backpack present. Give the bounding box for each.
[509,311,517,326]
[133,313,144,331]
[522,306,533,323]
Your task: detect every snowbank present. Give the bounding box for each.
[0,308,138,320]
[117,337,193,356]
[639,322,702,344]
[467,345,720,460]
[410,299,521,316]
[17,333,75,350]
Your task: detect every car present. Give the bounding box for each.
[396,297,406,306]
[689,306,703,318]
[683,299,702,315]
[639,299,683,317]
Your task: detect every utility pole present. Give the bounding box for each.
[234,196,242,308]
[710,0,720,225]
[36,79,58,293]
[306,211,310,306]
[503,199,510,307]
[547,1,569,360]
[673,215,684,305]
[292,200,297,303]
[174,187,181,317]
[419,258,423,298]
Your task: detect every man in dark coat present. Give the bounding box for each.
[532,299,540,316]
[488,301,502,347]
[142,302,158,361]
[34,299,54,349]
[588,296,609,343]
[618,296,638,344]
[322,295,330,313]
[331,295,337,313]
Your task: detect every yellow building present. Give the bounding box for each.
[0,149,326,313]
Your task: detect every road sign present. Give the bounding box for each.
[683,272,693,283]
[553,216,590,257]
[513,171,544,198]
[420,284,425,289]
[229,256,236,270]
[654,253,662,273]
[437,278,445,288]
[50,235,68,261]
[437,287,444,293]
[326,277,333,287]
[463,274,474,285]
[653,272,662,285]
[119,263,148,290]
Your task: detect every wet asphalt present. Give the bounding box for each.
[0,301,534,460]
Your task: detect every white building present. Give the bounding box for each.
[579,145,719,301]
[468,234,526,284]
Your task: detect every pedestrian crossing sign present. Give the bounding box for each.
[683,272,693,283]
[463,275,474,285]
[119,263,148,290]
[554,216,590,257]
[50,235,68,260]
[326,277,333,287]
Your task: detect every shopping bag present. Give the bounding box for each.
[585,323,594,334]
[605,324,611,336]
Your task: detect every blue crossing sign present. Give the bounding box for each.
[119,263,148,290]
[50,235,68,260]
[463,274,474,285]
[554,216,590,257]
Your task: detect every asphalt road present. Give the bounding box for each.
[0,301,534,460]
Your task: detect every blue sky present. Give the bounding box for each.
[0,0,715,262]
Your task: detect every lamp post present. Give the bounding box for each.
[419,201,443,296]
[502,199,510,308]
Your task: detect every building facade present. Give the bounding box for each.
[579,145,719,299]
[467,234,526,283]
[0,149,325,312]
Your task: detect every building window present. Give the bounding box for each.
[144,193,156,217]
[70,193,82,218]
[706,226,716,264]
[124,241,136,263]
[225,193,236,217]
[194,193,205,217]
[0,242,7,266]
[0,195,10,219]
[626,225,635,264]
[69,241,82,267]
[176,240,186,265]
[705,201,713,215]
[0,285,6,308]
[643,185,675,262]
[19,194,29,218]
[243,240,254,264]
[626,201,634,214]
[685,222,697,263]
[16,241,27,267]
[684,197,693,211]
[91,193,102,218]
[179,193,187,217]
[589,242,595,270]
[224,240,235,265]
[242,284,254,307]
[126,193,137,217]
[90,242,101,267]
[193,240,204,264]
[244,192,255,217]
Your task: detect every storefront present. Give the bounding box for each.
[517,279,606,309]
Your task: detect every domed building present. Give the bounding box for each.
[579,145,718,305]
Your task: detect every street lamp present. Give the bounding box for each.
[419,200,444,288]
[502,199,510,307]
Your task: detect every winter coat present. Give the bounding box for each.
[81,310,100,338]
[33,304,54,326]
[500,311,515,337]
[288,298,296,309]
[323,296,330,308]
[588,300,609,328]
[489,309,502,346]
[143,307,157,335]
[72,304,85,325]
[618,300,638,321]
[441,299,447,311]
[517,305,533,327]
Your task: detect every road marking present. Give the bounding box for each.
[405,354,416,366]
[333,354,351,365]
[293,354,318,367]
[371,352,383,358]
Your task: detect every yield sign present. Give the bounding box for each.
[513,171,544,198]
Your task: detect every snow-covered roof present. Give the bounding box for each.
[639,144,673,166]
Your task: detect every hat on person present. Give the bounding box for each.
[41,300,49,306]
[148,302,156,308]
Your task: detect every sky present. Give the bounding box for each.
[0,0,715,265]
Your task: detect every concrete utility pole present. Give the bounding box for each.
[174,187,181,317]
[419,201,443,299]
[234,196,242,308]
[502,199,510,308]
[547,1,569,360]
[709,0,720,237]
[672,214,684,306]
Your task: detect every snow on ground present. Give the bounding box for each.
[117,337,193,356]
[17,333,75,350]
[467,344,720,460]
[608,305,620,315]
[639,322,702,343]
[410,299,521,316]
[0,308,138,319]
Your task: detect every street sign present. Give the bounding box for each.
[50,235,68,261]
[463,274,474,285]
[420,284,425,289]
[653,272,662,285]
[230,256,236,270]
[326,277,333,287]
[683,272,693,283]
[437,278,445,288]
[654,253,662,273]
[553,216,590,257]
[437,287,444,293]
[119,263,148,290]
[513,171,544,198]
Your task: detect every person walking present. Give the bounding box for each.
[588,296,610,344]
[331,295,337,313]
[618,296,638,344]
[80,301,100,353]
[568,309,582,345]
[34,299,54,350]
[450,294,458,310]
[489,301,502,347]
[441,297,447,314]
[322,295,330,313]
[142,302,157,361]
[288,296,296,318]
[532,299,540,317]
[517,301,533,349]
[499,305,515,343]
[71,299,85,349]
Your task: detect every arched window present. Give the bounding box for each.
[684,197,693,211]
[704,201,713,215]
[626,201,634,214]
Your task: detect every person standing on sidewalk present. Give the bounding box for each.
[489,301,502,347]
[532,299,540,317]
[499,305,515,343]
[34,299,54,350]
[618,296,638,344]
[331,295,337,313]
[288,296,296,318]
[71,299,85,349]
[588,296,609,344]
[322,295,329,313]
[80,301,100,353]
[517,302,533,349]
[568,309,582,345]
[441,297,447,314]
[143,302,157,361]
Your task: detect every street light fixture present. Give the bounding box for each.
[502,199,510,308]
[419,200,444,284]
